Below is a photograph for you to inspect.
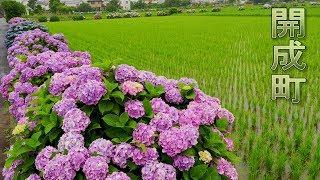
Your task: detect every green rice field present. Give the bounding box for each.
[46,14,320,179]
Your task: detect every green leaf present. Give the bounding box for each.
[87,122,101,132]
[183,171,191,180]
[183,148,196,157]
[126,120,137,129]
[112,103,121,115]
[98,101,114,114]
[104,127,130,139]
[215,118,229,132]
[203,167,221,180]
[110,91,125,102]
[109,165,118,173]
[143,98,153,118]
[20,157,35,173]
[185,90,196,100]
[48,128,62,143]
[105,80,118,92]
[111,137,131,143]
[43,114,57,134]
[81,105,94,116]
[25,138,41,149]
[103,113,128,128]
[127,173,139,180]
[145,82,155,94]
[127,161,138,171]
[189,164,208,180]
[5,157,16,168]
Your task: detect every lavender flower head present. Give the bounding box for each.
[68,146,90,171]
[62,108,90,133]
[132,147,159,166]
[44,154,76,180]
[173,155,195,171]
[105,172,130,180]
[125,100,145,119]
[115,64,138,83]
[141,162,176,180]
[151,98,169,114]
[224,138,234,151]
[89,138,115,163]
[150,112,174,132]
[137,70,157,84]
[112,143,134,168]
[217,158,238,180]
[35,146,59,171]
[217,108,235,124]
[26,174,41,180]
[53,98,76,117]
[83,156,108,180]
[58,132,85,152]
[165,87,183,104]
[78,80,106,105]
[121,80,144,96]
[133,123,156,146]
[159,125,199,157]
[2,160,23,180]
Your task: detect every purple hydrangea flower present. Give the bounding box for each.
[150,112,174,132]
[115,64,138,83]
[68,146,90,171]
[217,158,238,180]
[179,101,218,127]
[44,154,76,180]
[133,123,156,146]
[141,162,176,180]
[173,155,195,171]
[89,138,115,163]
[53,98,76,117]
[62,108,90,133]
[35,146,59,171]
[224,138,234,151]
[165,87,183,104]
[132,147,159,166]
[125,100,145,119]
[159,125,199,157]
[78,80,106,105]
[112,143,134,168]
[217,108,235,124]
[137,70,157,84]
[58,132,84,152]
[2,160,23,180]
[26,174,41,180]
[194,88,221,107]
[150,98,169,114]
[105,172,130,180]
[121,81,144,96]
[83,156,108,180]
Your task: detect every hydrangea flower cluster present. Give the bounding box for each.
[5,20,48,48]
[2,18,238,180]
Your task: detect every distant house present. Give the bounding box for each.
[61,0,84,6]
[119,0,130,10]
[87,0,104,10]
[37,0,50,10]
[144,0,164,4]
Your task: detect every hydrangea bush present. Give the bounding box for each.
[1,18,239,180]
[5,20,48,48]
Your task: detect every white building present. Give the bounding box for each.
[119,0,130,10]
[61,0,85,6]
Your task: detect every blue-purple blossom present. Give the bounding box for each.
[78,79,106,105]
[89,138,115,163]
[68,146,90,171]
[132,147,159,166]
[83,156,108,180]
[217,158,238,180]
[133,123,156,146]
[159,125,199,157]
[62,108,90,133]
[113,143,134,168]
[141,162,176,180]
[35,146,59,171]
[105,172,130,180]
[173,155,195,171]
[58,132,85,152]
[115,64,138,83]
[2,160,23,180]
[125,100,145,119]
[150,112,174,132]
[53,98,76,117]
[44,154,76,180]
[26,174,41,180]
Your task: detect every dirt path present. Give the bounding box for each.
[0,17,10,174]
